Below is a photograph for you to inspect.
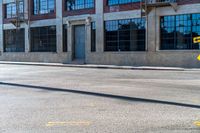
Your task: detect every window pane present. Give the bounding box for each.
[63,25,68,52]
[33,0,55,15]
[105,18,146,52]
[91,22,96,52]
[160,14,200,50]
[5,1,24,19]
[66,0,94,11]
[31,26,57,52]
[4,29,25,52]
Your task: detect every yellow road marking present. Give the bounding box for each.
[46,121,92,127]
[197,55,200,61]
[194,121,200,127]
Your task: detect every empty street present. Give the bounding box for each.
[0,64,200,133]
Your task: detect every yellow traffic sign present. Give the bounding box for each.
[197,55,200,61]
[193,36,200,43]
[194,121,200,127]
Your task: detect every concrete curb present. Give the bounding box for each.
[0,61,185,71]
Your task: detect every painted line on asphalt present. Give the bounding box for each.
[194,121,200,127]
[46,121,92,127]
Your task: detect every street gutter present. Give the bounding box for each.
[0,61,186,71]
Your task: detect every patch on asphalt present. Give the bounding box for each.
[194,121,200,127]
[46,121,92,127]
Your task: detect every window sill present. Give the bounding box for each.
[32,12,55,16]
[157,50,200,52]
[66,7,94,12]
[3,52,25,53]
[103,51,147,54]
[30,52,57,53]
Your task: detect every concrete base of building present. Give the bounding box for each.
[0,51,200,68]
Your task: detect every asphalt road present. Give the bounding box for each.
[0,64,200,133]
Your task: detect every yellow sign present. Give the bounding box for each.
[193,36,200,43]
[197,55,200,61]
[194,121,200,127]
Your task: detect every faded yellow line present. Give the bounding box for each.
[194,121,200,127]
[46,121,92,127]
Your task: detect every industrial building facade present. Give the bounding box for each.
[0,0,200,68]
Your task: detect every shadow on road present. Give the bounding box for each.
[0,81,200,109]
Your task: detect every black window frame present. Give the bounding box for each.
[91,22,96,52]
[3,29,25,52]
[63,24,68,52]
[5,1,24,19]
[65,0,95,11]
[104,18,146,52]
[160,13,200,50]
[33,0,55,15]
[30,26,57,52]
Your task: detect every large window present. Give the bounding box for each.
[63,25,68,52]
[31,26,56,52]
[33,0,55,15]
[91,22,96,52]
[161,14,200,50]
[5,1,24,19]
[4,29,25,52]
[65,0,94,11]
[108,0,141,6]
[105,18,146,51]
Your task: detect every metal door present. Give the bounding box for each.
[74,25,85,60]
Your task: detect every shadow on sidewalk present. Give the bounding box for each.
[0,81,200,109]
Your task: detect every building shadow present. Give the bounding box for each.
[0,81,200,109]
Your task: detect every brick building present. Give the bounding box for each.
[0,0,200,68]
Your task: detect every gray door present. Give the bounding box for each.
[74,25,85,60]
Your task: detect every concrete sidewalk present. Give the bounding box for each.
[0,61,188,71]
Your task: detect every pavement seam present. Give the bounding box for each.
[0,62,185,71]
